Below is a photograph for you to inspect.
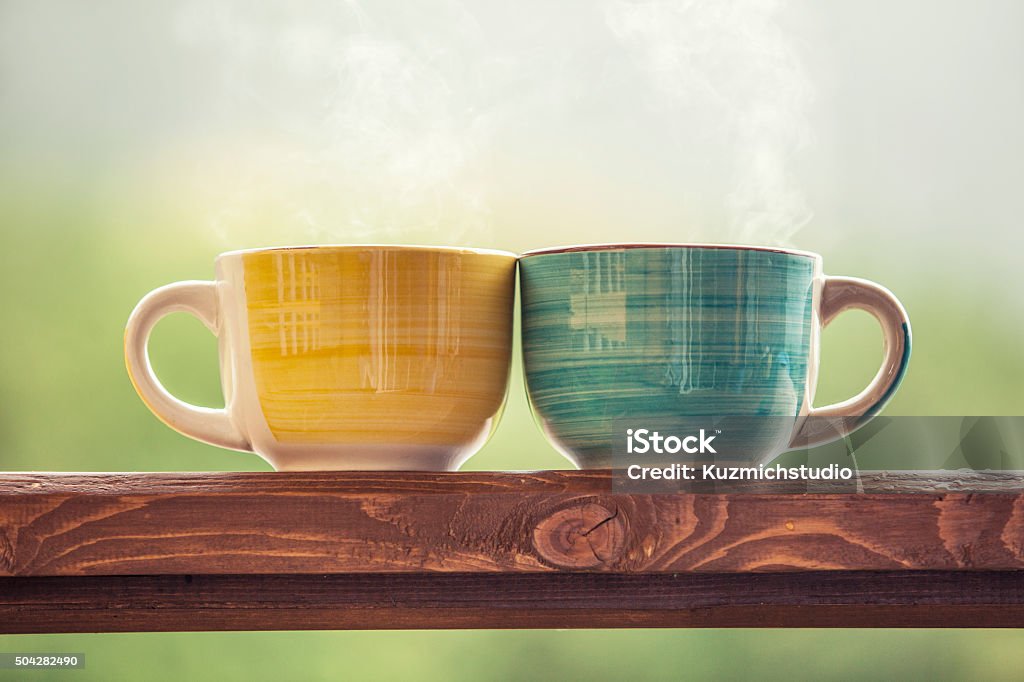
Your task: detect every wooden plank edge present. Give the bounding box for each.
[3,571,1024,632]
[4,470,1024,495]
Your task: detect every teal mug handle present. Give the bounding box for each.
[790,276,912,448]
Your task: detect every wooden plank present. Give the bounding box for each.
[3,571,1024,632]
[2,471,1024,577]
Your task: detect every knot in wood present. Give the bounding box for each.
[532,501,626,569]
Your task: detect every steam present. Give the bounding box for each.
[606,0,813,244]
[175,1,497,245]
[173,0,814,247]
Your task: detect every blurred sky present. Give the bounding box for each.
[2,0,1022,264]
[0,0,1023,442]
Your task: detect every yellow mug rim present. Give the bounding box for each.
[218,244,517,260]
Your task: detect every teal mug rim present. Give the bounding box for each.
[520,242,821,261]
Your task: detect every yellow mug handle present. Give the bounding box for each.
[124,281,250,451]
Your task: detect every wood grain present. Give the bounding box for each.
[4,571,1024,632]
[2,470,1024,577]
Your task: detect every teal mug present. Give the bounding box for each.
[519,244,911,468]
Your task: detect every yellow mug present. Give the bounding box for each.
[125,245,517,471]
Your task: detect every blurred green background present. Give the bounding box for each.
[3,0,1024,679]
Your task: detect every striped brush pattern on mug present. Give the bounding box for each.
[520,246,817,467]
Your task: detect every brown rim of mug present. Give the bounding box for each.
[519,242,820,260]
[218,244,517,259]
